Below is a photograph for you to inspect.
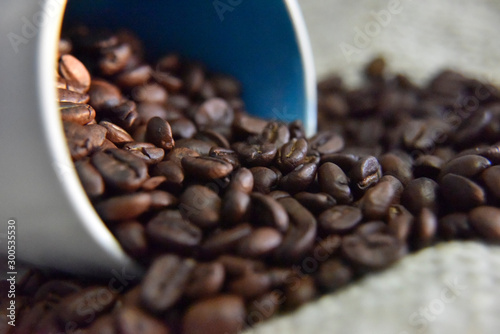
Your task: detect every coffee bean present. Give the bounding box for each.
[438,213,474,240]
[149,190,178,209]
[88,79,122,110]
[250,193,289,232]
[401,177,439,215]
[170,117,197,139]
[106,100,138,130]
[165,147,200,164]
[482,166,500,200]
[318,205,363,234]
[318,162,353,204]
[179,185,221,229]
[115,64,152,88]
[275,197,317,262]
[359,176,402,220]
[413,155,444,180]
[194,98,234,128]
[279,163,317,193]
[379,153,413,185]
[145,117,174,150]
[64,122,107,159]
[259,121,290,147]
[123,142,165,165]
[153,161,185,187]
[233,142,277,167]
[246,291,281,325]
[237,227,282,258]
[439,154,491,179]
[92,148,148,192]
[294,192,337,214]
[75,158,105,197]
[99,120,133,144]
[185,262,225,298]
[140,255,195,312]
[468,206,500,242]
[275,138,308,173]
[309,131,344,155]
[217,255,265,276]
[321,153,360,172]
[114,220,148,258]
[387,205,414,241]
[228,271,272,298]
[182,156,233,180]
[250,167,279,193]
[182,295,245,334]
[176,138,213,155]
[440,174,486,211]
[209,147,240,168]
[96,192,152,221]
[99,43,133,76]
[82,314,116,334]
[201,224,253,256]
[411,208,437,249]
[316,259,353,291]
[116,306,170,334]
[313,234,342,259]
[283,276,317,309]
[146,210,202,250]
[57,286,116,326]
[349,156,382,193]
[221,189,250,225]
[228,167,254,193]
[60,102,96,125]
[58,54,91,94]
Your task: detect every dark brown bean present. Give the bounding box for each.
[379,153,413,185]
[221,189,250,225]
[99,120,133,144]
[140,255,195,313]
[321,153,360,172]
[146,210,202,250]
[185,262,225,298]
[182,295,245,334]
[250,167,279,193]
[75,159,105,197]
[106,100,138,130]
[279,163,317,193]
[88,79,122,110]
[92,148,148,192]
[145,117,174,151]
[228,167,254,193]
[116,306,170,334]
[349,156,382,193]
[233,142,278,167]
[194,98,234,128]
[179,185,221,229]
[315,259,353,291]
[123,142,165,165]
[318,205,363,234]
[413,155,444,180]
[439,154,491,179]
[59,102,96,125]
[64,122,107,159]
[309,131,344,155]
[246,291,281,325]
[469,206,500,242]
[482,166,500,200]
[114,220,148,258]
[359,176,402,220]
[99,43,133,76]
[250,193,289,232]
[275,138,308,172]
[440,173,486,211]
[149,190,178,209]
[294,192,337,214]
[96,192,152,221]
[201,224,253,256]
[283,276,317,309]
[237,227,283,258]
[401,177,439,215]
[318,162,353,204]
[412,208,437,249]
[228,271,272,298]
[438,213,474,240]
[115,64,152,88]
[259,121,290,147]
[176,138,213,155]
[58,54,91,94]
[182,156,233,180]
[387,205,414,241]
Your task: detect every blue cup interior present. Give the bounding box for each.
[64,0,316,133]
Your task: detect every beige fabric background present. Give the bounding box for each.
[245,1,500,333]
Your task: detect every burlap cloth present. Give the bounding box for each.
[245,1,500,333]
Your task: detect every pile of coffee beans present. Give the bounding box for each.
[3,25,500,333]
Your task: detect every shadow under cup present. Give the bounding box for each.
[0,0,315,277]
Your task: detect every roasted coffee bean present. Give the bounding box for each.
[115,64,152,88]
[194,98,234,128]
[182,295,245,334]
[145,116,175,150]
[468,206,500,242]
[342,232,407,271]
[184,262,225,299]
[96,192,152,221]
[237,227,283,258]
[153,160,185,186]
[64,121,107,159]
[440,174,486,211]
[411,208,437,249]
[165,147,200,164]
[99,43,133,76]
[250,193,289,232]
[116,306,171,334]
[439,154,491,179]
[228,167,254,193]
[60,102,96,125]
[106,99,138,130]
[114,220,148,258]
[283,276,317,309]
[387,205,414,241]
[88,79,122,110]
[136,102,169,124]
[318,205,363,234]
[57,286,116,326]
[92,148,148,192]
[275,197,317,262]
[313,234,342,259]
[221,189,250,225]
[318,162,353,204]
[58,54,91,94]
[259,121,290,147]
[149,190,178,209]
[250,166,279,193]
[268,190,291,200]
[201,224,253,256]
[140,255,195,313]
[209,147,240,168]
[438,213,474,240]
[359,176,402,220]
[315,259,353,291]
[246,291,281,325]
[176,138,213,155]
[75,158,105,197]
[349,156,382,193]
[170,117,197,139]
[232,113,268,139]
[179,185,221,228]
[99,120,133,144]
[123,142,165,165]
[401,177,439,215]
[279,163,317,193]
[182,156,233,180]
[379,153,413,185]
[309,131,344,155]
[146,210,202,250]
[275,138,308,173]
[294,192,337,214]
[217,255,265,276]
[321,153,360,172]
[482,166,500,200]
[233,142,278,167]
[228,271,273,298]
